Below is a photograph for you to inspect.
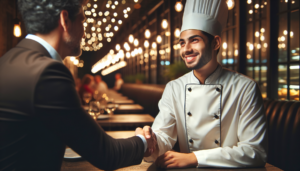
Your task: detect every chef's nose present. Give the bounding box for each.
[183,42,193,55]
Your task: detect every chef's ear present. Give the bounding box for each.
[212,35,221,51]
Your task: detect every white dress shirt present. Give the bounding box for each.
[145,64,268,167]
[26,34,63,62]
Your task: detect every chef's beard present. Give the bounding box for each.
[183,45,213,70]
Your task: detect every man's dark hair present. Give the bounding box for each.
[18,0,87,34]
[202,31,220,55]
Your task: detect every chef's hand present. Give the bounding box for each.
[135,126,157,157]
[155,151,198,169]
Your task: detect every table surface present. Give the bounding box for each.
[115,104,144,114]
[97,114,154,127]
[114,99,134,104]
[61,131,282,171]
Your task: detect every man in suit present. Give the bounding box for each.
[0,0,151,170]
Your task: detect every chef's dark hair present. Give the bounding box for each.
[202,31,220,55]
[18,0,88,34]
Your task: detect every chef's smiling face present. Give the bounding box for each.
[179,29,213,70]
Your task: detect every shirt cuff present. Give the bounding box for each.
[136,134,147,153]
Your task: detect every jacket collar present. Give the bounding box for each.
[189,63,223,84]
[16,39,52,59]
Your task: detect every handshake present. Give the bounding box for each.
[135,126,157,157]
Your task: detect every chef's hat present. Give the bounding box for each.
[181,0,228,36]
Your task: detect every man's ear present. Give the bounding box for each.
[59,10,70,32]
[213,35,221,50]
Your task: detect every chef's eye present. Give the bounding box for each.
[180,42,185,46]
[192,39,199,43]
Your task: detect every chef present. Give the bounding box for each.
[138,0,268,168]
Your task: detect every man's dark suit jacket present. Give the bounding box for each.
[0,39,144,170]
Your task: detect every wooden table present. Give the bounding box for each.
[62,131,282,171]
[97,114,154,127]
[114,99,134,104]
[115,104,144,114]
[62,161,282,171]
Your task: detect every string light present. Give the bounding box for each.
[134,39,139,47]
[175,0,183,12]
[226,0,235,10]
[129,34,134,43]
[161,19,168,29]
[145,29,151,38]
[156,35,162,44]
[144,40,149,48]
[174,28,181,38]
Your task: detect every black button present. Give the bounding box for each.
[189,139,193,143]
[216,88,221,92]
[188,87,192,92]
[188,112,192,116]
[215,140,219,144]
[214,115,219,119]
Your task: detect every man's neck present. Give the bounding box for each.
[193,59,218,84]
[35,29,65,59]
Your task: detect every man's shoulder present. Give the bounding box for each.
[167,71,193,87]
[220,68,256,87]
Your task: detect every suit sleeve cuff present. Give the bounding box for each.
[136,134,147,153]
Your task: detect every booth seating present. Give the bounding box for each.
[120,84,165,118]
[120,83,300,171]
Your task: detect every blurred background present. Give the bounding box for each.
[1,0,300,101]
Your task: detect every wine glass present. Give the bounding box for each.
[93,90,102,101]
[83,92,92,105]
[89,101,101,120]
[104,98,118,115]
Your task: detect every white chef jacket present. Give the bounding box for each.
[145,64,268,168]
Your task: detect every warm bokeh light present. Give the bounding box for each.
[129,34,134,43]
[13,24,22,37]
[174,28,181,38]
[152,42,157,49]
[226,0,235,10]
[116,44,121,51]
[145,29,151,39]
[175,1,183,12]
[161,19,168,29]
[156,35,162,44]
[134,39,139,47]
[144,40,149,48]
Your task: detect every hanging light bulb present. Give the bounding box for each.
[175,0,183,12]
[13,21,22,37]
[156,35,162,44]
[161,19,168,29]
[13,17,22,37]
[134,38,139,46]
[116,44,121,51]
[152,42,157,49]
[145,29,151,39]
[144,40,149,48]
[174,28,181,38]
[129,34,134,43]
[226,0,235,10]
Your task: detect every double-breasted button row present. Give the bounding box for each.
[187,112,192,116]
[188,87,192,92]
[216,88,221,92]
[214,114,219,119]
[215,140,219,144]
[189,139,193,143]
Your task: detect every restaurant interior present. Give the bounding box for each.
[1,0,300,170]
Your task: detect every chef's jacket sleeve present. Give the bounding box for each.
[144,82,177,162]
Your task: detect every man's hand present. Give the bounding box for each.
[135,126,157,157]
[155,151,198,169]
